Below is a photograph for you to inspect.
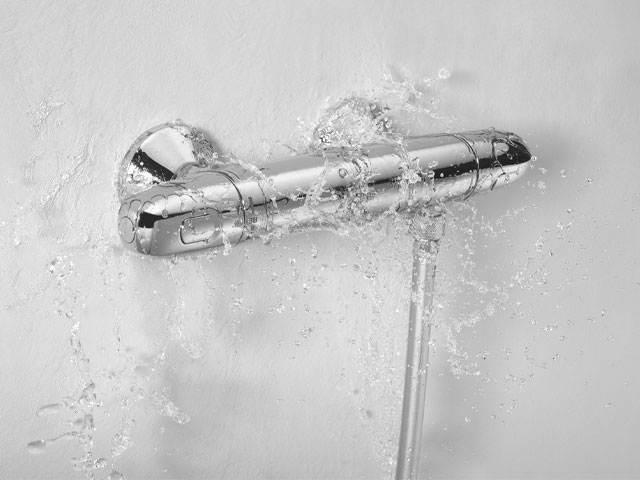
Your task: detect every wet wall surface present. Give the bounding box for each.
[1,1,639,478]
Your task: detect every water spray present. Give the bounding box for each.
[116,121,531,479]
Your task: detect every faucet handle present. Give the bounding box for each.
[117,121,218,202]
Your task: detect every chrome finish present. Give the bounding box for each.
[396,212,445,480]
[117,121,218,201]
[396,217,443,480]
[117,123,532,255]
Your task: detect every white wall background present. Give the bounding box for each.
[1,0,639,478]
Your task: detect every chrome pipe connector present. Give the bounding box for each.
[117,122,532,255]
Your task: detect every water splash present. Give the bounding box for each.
[150,392,191,424]
[290,70,458,473]
[27,96,65,136]
[24,68,550,479]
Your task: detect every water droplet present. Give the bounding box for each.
[78,383,97,409]
[69,417,85,428]
[161,209,168,218]
[299,324,314,338]
[232,297,244,308]
[363,265,378,280]
[36,403,60,417]
[48,255,74,280]
[437,68,451,80]
[150,392,190,424]
[112,424,133,457]
[27,440,47,454]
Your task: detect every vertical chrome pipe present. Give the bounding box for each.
[396,213,445,480]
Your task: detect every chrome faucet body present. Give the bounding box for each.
[117,122,531,255]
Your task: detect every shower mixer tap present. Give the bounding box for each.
[117,122,532,255]
[115,120,532,480]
